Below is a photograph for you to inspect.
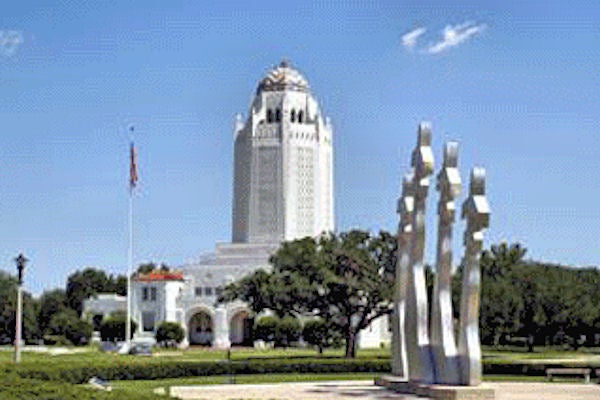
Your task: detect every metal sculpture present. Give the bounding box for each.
[404,123,435,383]
[391,123,490,388]
[431,142,462,384]
[458,167,490,385]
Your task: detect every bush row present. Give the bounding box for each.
[9,358,391,384]
[7,356,600,385]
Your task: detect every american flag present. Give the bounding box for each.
[129,141,138,191]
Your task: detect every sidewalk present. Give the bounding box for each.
[169,380,600,400]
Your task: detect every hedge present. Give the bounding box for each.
[6,358,391,384]
[5,355,599,386]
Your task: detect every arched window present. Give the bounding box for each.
[298,111,304,124]
[267,109,273,123]
[290,109,296,123]
[275,108,281,122]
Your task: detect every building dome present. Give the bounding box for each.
[257,60,309,93]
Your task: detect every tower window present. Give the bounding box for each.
[290,109,296,123]
[275,108,281,122]
[267,109,273,123]
[298,111,304,123]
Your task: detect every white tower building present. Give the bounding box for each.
[232,60,334,244]
[122,60,342,349]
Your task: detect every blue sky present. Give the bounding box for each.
[0,1,598,294]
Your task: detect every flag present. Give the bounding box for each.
[129,142,138,191]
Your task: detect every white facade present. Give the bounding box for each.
[131,274,185,342]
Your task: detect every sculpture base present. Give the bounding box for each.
[375,376,495,400]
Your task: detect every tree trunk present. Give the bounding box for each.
[345,330,356,358]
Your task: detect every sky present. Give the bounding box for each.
[0,1,598,295]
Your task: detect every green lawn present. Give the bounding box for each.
[110,372,554,397]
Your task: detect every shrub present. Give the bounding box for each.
[156,322,184,346]
[100,314,137,342]
[254,316,278,343]
[275,316,301,347]
[302,318,342,353]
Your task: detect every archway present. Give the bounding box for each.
[229,310,253,346]
[188,311,214,346]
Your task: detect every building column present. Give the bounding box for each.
[213,306,231,349]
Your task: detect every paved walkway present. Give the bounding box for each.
[169,380,600,400]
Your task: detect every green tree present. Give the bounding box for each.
[46,309,92,345]
[38,289,68,334]
[221,230,397,358]
[302,318,341,354]
[0,271,40,344]
[107,274,128,296]
[136,263,170,275]
[156,322,184,346]
[66,268,112,316]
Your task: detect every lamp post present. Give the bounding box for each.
[14,253,28,364]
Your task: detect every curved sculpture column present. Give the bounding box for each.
[458,168,490,385]
[405,123,435,383]
[391,173,414,378]
[430,142,462,384]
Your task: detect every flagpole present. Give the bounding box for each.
[126,182,133,348]
[126,126,136,351]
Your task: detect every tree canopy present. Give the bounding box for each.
[219,230,397,357]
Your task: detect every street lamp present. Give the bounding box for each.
[14,253,28,364]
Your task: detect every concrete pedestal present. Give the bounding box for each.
[375,375,495,400]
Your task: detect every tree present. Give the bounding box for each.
[220,230,397,358]
[38,289,68,334]
[107,274,128,296]
[46,309,92,345]
[136,262,170,275]
[66,268,112,316]
[302,318,341,354]
[156,322,184,346]
[100,311,137,342]
[0,271,40,344]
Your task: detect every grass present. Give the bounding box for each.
[110,371,557,397]
[2,344,599,398]
[0,345,390,367]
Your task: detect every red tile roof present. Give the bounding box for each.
[134,271,184,282]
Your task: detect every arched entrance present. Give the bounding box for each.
[188,311,213,345]
[229,310,254,346]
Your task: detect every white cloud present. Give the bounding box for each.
[401,27,426,50]
[425,22,486,54]
[0,30,24,57]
